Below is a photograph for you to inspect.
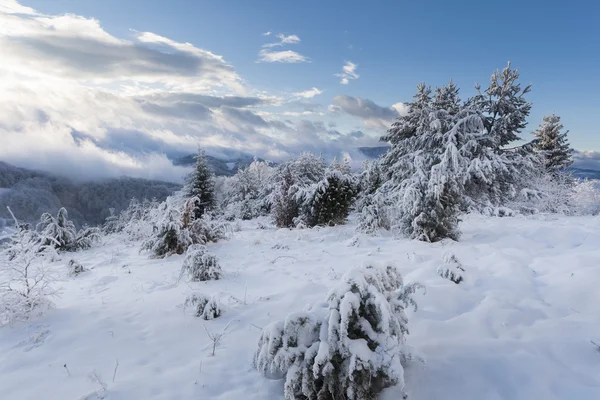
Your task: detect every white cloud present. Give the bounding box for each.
[330,95,404,129]
[263,33,301,48]
[0,0,36,15]
[262,31,272,36]
[258,49,309,63]
[335,61,359,85]
[293,87,323,98]
[0,1,374,182]
[0,9,243,93]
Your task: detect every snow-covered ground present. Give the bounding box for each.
[1,214,600,399]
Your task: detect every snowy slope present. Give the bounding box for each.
[1,215,600,399]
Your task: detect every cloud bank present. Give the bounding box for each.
[0,2,400,183]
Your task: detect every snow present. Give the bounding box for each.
[226,162,236,170]
[2,214,600,399]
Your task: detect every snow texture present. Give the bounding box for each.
[1,215,600,399]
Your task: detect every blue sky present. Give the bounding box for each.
[1,0,599,180]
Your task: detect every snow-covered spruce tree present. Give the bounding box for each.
[103,207,121,234]
[300,159,358,227]
[531,113,573,173]
[179,244,222,282]
[470,62,532,148]
[1,207,58,324]
[271,165,300,228]
[185,150,216,220]
[141,206,192,258]
[356,161,396,235]
[37,207,77,251]
[254,264,423,400]
[378,82,463,241]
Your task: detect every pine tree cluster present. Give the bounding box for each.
[358,63,575,241]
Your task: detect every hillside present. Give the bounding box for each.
[0,162,180,228]
[1,215,599,399]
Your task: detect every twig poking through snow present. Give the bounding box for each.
[269,255,297,264]
[591,340,600,352]
[203,320,236,356]
[112,359,119,383]
[64,364,71,377]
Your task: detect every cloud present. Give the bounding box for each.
[335,61,359,85]
[262,31,272,36]
[258,49,309,63]
[0,0,37,15]
[573,150,600,170]
[0,1,377,182]
[331,95,405,129]
[262,33,301,48]
[294,87,323,98]
[0,10,243,93]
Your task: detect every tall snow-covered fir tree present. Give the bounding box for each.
[470,62,532,148]
[378,82,464,241]
[531,113,573,173]
[184,150,216,220]
[375,78,536,240]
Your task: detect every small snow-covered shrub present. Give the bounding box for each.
[437,252,465,284]
[141,207,192,258]
[180,244,222,282]
[572,180,600,215]
[184,293,222,320]
[188,215,230,245]
[254,264,423,400]
[1,207,59,325]
[75,226,102,250]
[67,259,85,276]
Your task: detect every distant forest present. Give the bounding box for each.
[0,161,180,229]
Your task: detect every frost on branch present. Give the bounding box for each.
[254,264,424,400]
[179,244,222,282]
[1,207,59,325]
[437,252,465,284]
[184,293,222,320]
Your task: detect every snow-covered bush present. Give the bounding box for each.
[141,207,192,258]
[220,160,276,220]
[180,244,222,282]
[75,226,102,250]
[35,208,102,251]
[67,259,85,276]
[188,214,230,245]
[184,293,222,320]
[299,161,357,228]
[254,264,423,400]
[37,207,77,251]
[437,252,465,284]
[141,194,230,258]
[271,165,299,228]
[509,172,574,215]
[571,180,600,215]
[1,207,58,325]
